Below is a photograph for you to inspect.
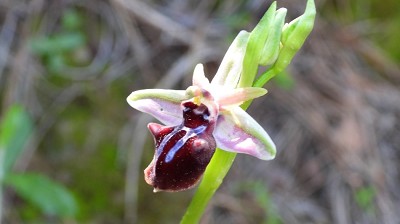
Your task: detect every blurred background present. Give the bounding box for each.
[1,0,400,223]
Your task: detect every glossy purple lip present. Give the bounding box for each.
[144,101,217,192]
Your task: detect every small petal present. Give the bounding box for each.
[192,64,210,89]
[259,8,287,66]
[127,89,190,126]
[274,0,316,72]
[217,87,267,107]
[214,107,276,160]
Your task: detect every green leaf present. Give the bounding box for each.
[53,33,86,52]
[4,173,78,217]
[0,105,33,175]
[48,54,66,73]
[30,33,85,55]
[30,36,56,55]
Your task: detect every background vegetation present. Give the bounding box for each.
[0,0,399,223]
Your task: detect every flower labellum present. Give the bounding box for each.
[145,101,216,192]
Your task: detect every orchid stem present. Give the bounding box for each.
[180,149,236,224]
[181,102,251,224]
[254,68,278,88]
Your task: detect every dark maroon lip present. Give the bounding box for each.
[144,101,217,192]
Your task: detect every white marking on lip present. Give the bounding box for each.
[164,125,207,163]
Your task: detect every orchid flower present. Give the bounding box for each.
[127,31,276,192]
[127,0,315,196]
[126,0,316,222]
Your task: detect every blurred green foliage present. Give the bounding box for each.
[41,92,126,221]
[0,105,32,174]
[250,181,282,224]
[321,0,400,62]
[354,186,376,213]
[0,105,78,221]
[4,173,78,218]
[30,9,87,73]
[234,181,282,224]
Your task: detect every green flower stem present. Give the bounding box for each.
[181,101,252,224]
[181,98,253,224]
[253,67,279,88]
[180,149,236,224]
[240,69,277,110]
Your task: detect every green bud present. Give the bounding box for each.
[274,0,316,71]
[239,1,278,88]
[259,8,287,66]
[253,0,316,88]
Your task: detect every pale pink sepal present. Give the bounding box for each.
[127,89,189,126]
[214,107,276,160]
[211,31,250,89]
